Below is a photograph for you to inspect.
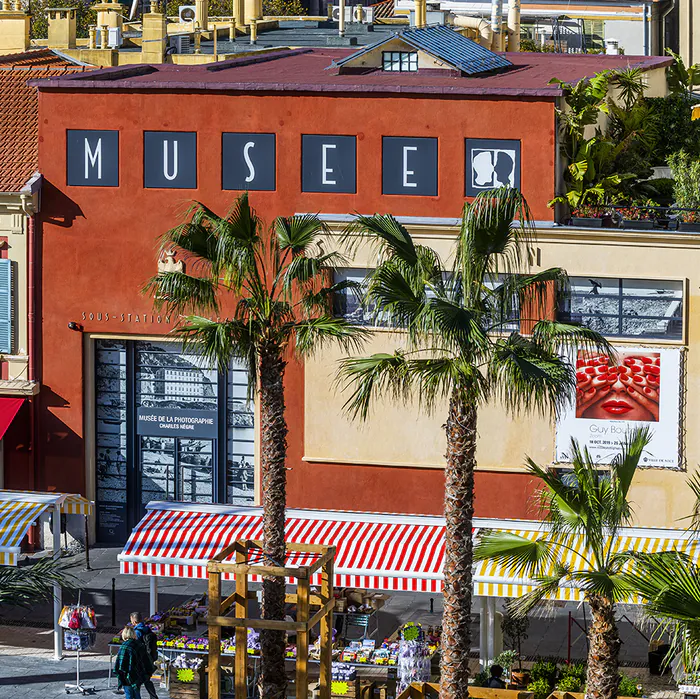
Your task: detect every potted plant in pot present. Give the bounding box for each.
[617,199,659,230]
[680,209,700,232]
[493,650,519,685]
[502,601,530,686]
[568,204,605,227]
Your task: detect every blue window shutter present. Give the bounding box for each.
[0,260,12,354]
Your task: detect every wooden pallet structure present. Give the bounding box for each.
[207,539,336,699]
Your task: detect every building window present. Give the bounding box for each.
[333,268,390,327]
[0,259,12,354]
[558,277,683,340]
[382,51,418,72]
[95,339,254,543]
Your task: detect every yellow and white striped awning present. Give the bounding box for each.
[473,523,700,602]
[0,490,94,566]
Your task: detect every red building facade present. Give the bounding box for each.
[30,48,668,541]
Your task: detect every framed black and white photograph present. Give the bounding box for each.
[465,138,521,196]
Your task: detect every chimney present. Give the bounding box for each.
[0,0,30,56]
[507,0,519,50]
[92,0,123,46]
[141,0,166,62]
[414,0,426,27]
[47,6,77,49]
[195,0,208,30]
[244,0,261,25]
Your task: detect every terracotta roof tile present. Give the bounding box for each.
[0,49,88,192]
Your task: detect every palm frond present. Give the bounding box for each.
[531,320,615,361]
[275,213,328,255]
[488,333,575,416]
[474,530,555,578]
[349,214,418,267]
[572,570,635,602]
[0,556,75,608]
[687,472,700,532]
[508,565,572,617]
[144,271,219,317]
[292,316,369,358]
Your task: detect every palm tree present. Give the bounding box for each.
[337,188,611,699]
[624,474,700,676]
[474,426,652,699]
[146,193,366,699]
[0,556,74,607]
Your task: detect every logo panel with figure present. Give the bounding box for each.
[465,138,521,196]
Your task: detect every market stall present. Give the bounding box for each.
[0,489,93,660]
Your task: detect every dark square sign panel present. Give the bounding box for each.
[302,135,356,193]
[382,137,438,196]
[66,130,119,187]
[465,138,521,196]
[144,131,197,189]
[222,133,276,191]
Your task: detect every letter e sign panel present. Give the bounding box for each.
[302,135,356,194]
[66,130,119,187]
[144,131,197,189]
[222,133,276,191]
[382,137,438,196]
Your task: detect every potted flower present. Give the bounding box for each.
[569,204,604,228]
[617,200,658,230]
[680,209,700,232]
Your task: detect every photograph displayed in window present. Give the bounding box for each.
[227,365,255,504]
[382,51,418,72]
[484,275,520,333]
[333,268,390,327]
[559,277,683,340]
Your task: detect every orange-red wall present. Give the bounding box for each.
[34,88,556,517]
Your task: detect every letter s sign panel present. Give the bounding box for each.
[301,135,356,194]
[144,131,197,189]
[66,130,119,187]
[382,136,437,196]
[222,133,276,191]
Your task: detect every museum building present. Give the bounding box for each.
[26,30,696,543]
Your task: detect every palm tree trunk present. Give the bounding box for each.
[585,594,621,699]
[440,389,477,699]
[258,347,289,699]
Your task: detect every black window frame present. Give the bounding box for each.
[381,51,419,72]
[558,276,684,341]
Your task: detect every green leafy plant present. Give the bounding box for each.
[557,675,583,693]
[501,601,529,671]
[527,677,553,699]
[669,150,700,212]
[472,671,489,687]
[618,674,642,697]
[493,650,519,672]
[666,49,700,97]
[0,555,75,608]
[561,662,587,684]
[530,660,559,688]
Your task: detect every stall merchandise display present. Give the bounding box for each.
[60,602,98,695]
[397,623,431,692]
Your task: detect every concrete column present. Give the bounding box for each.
[195,0,208,30]
[149,576,159,617]
[52,505,63,661]
[338,0,345,36]
[249,17,257,42]
[507,0,520,50]
[478,597,488,669]
[244,0,261,24]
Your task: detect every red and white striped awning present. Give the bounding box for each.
[119,502,449,592]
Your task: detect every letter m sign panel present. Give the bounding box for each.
[66,130,119,187]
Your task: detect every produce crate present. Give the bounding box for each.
[331,678,360,699]
[169,667,206,699]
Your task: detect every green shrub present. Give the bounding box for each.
[557,675,583,693]
[647,95,700,165]
[527,678,552,699]
[669,150,700,211]
[618,675,642,697]
[530,660,559,688]
[472,671,489,688]
[493,650,519,671]
[650,177,675,205]
[560,662,587,684]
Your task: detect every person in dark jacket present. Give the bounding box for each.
[115,626,154,699]
[130,612,158,699]
[487,664,506,689]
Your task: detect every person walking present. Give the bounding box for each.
[131,612,159,699]
[114,626,154,699]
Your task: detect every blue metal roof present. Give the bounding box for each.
[331,24,512,76]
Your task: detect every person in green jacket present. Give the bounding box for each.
[114,626,155,699]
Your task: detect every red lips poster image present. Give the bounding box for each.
[556,345,682,469]
[575,351,660,422]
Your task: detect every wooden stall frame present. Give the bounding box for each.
[207,539,336,699]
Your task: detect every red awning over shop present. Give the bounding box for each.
[0,398,23,440]
[119,502,448,592]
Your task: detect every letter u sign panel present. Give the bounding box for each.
[66,130,119,187]
[222,133,276,191]
[382,136,437,196]
[144,132,197,189]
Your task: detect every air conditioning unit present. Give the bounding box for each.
[178,5,196,22]
[169,34,192,53]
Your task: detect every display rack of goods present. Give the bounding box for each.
[397,623,430,692]
[330,663,360,699]
[169,655,206,699]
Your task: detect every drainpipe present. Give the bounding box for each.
[643,2,649,55]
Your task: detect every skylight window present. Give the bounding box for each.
[382,51,418,72]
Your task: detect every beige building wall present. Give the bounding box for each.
[678,0,700,66]
[305,224,700,529]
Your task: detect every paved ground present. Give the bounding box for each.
[0,547,683,698]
